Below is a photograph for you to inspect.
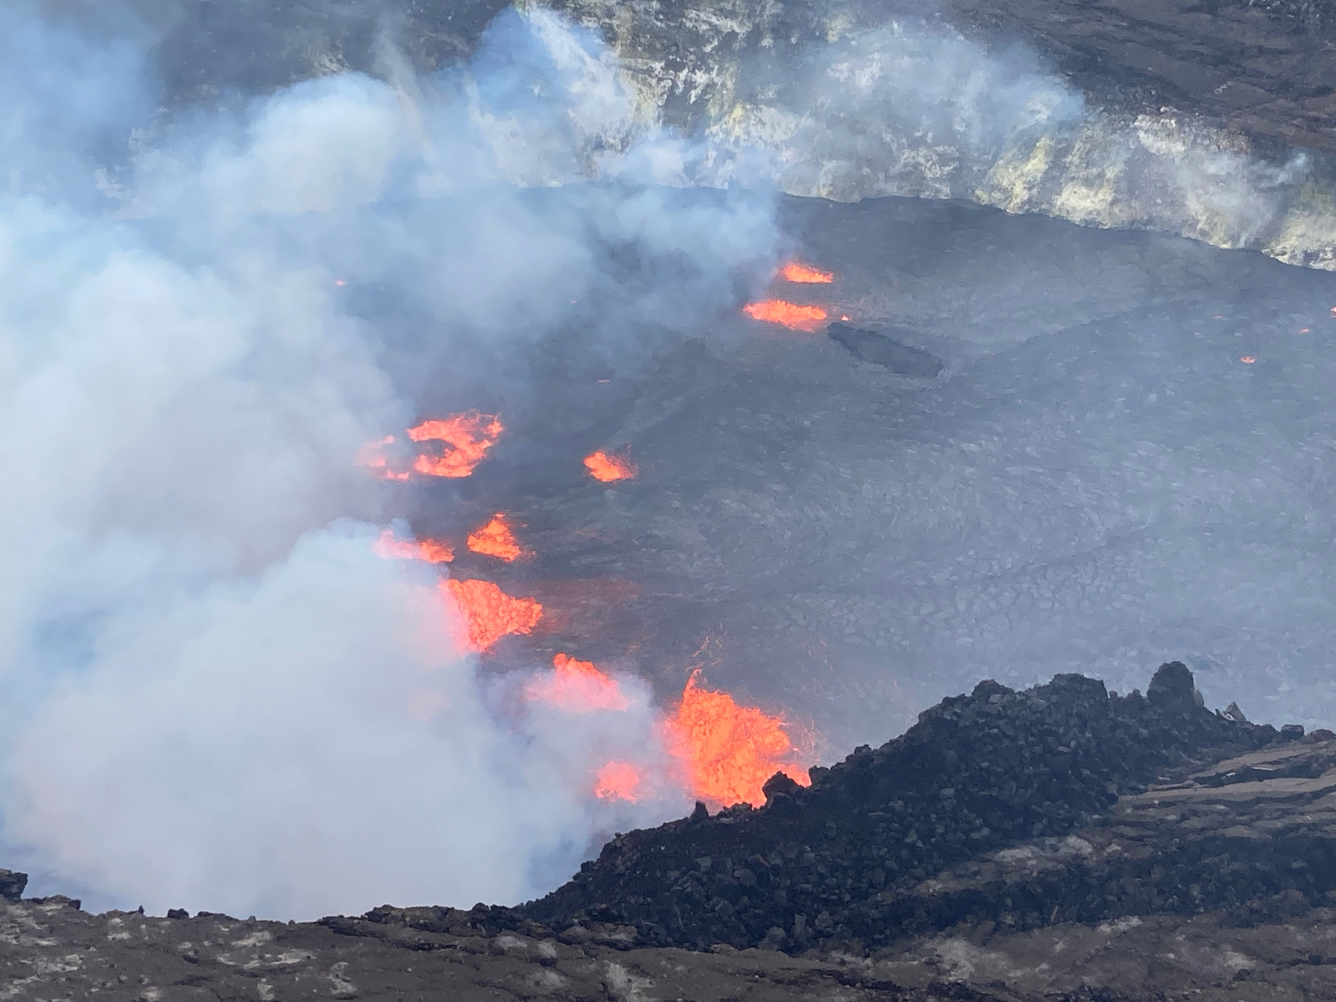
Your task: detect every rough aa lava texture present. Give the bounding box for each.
[516,662,1287,953]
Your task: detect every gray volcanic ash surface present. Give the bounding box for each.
[468,191,1336,750]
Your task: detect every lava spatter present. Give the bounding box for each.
[780,262,834,283]
[442,579,542,652]
[409,412,504,478]
[467,513,526,562]
[742,300,828,330]
[584,449,638,482]
[665,670,812,808]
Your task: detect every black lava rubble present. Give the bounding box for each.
[517,662,1290,953]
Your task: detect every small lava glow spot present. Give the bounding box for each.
[585,449,638,482]
[594,761,643,801]
[442,579,542,652]
[780,262,834,284]
[743,300,828,330]
[467,513,525,562]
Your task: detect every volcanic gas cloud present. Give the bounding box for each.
[374,530,455,563]
[525,656,812,809]
[443,579,544,653]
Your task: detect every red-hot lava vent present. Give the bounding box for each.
[665,670,812,808]
[408,412,504,478]
[374,530,454,563]
[442,578,543,652]
[780,262,834,284]
[584,449,638,482]
[526,653,631,712]
[467,513,526,562]
[743,300,828,330]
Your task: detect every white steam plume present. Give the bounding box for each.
[0,4,775,917]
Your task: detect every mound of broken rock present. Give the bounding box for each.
[8,661,1336,1002]
[513,662,1317,953]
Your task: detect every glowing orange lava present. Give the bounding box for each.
[743,300,828,330]
[584,449,638,482]
[467,513,525,562]
[665,671,811,807]
[408,412,504,478]
[527,653,630,712]
[594,761,642,801]
[374,530,454,563]
[442,579,543,652]
[780,262,834,284]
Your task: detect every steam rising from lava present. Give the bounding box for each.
[0,4,781,918]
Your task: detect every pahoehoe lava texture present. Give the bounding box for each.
[510,662,1290,952]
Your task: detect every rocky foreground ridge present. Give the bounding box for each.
[8,662,1336,1000]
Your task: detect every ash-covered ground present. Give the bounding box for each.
[422,191,1336,751]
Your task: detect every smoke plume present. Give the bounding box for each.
[0,3,777,917]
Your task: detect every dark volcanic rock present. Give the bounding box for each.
[520,663,1280,953]
[865,735,1336,936]
[0,868,27,902]
[827,322,944,376]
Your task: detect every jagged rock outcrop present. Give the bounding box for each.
[516,662,1292,953]
[5,663,1336,1000]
